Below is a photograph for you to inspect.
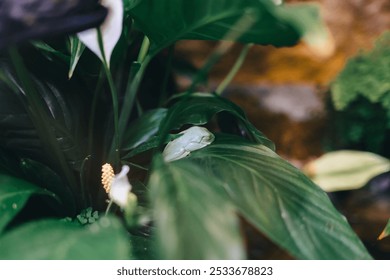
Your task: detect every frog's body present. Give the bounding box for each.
[163,126,215,162]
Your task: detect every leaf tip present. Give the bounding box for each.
[378,230,387,241]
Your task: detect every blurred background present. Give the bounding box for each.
[175,0,390,162]
[172,0,390,259]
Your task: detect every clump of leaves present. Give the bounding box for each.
[77,207,99,225]
[0,0,372,260]
[330,31,390,156]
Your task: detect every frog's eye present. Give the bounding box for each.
[201,133,215,142]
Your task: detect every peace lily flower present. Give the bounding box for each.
[78,0,123,67]
[101,163,134,209]
[0,0,107,50]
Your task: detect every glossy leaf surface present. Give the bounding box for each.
[159,94,274,150]
[190,135,372,259]
[122,109,167,151]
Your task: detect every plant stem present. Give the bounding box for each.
[97,29,120,168]
[187,11,256,94]
[87,67,105,156]
[215,43,252,95]
[137,36,150,63]
[116,49,151,148]
[103,64,120,168]
[108,36,151,164]
[105,200,114,216]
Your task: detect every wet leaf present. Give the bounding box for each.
[130,235,156,260]
[0,174,59,233]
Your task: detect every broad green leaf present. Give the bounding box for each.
[190,135,372,259]
[122,109,167,151]
[303,150,390,192]
[159,94,274,150]
[0,174,59,233]
[68,36,86,79]
[0,217,132,259]
[378,219,390,240]
[127,0,330,55]
[148,156,245,259]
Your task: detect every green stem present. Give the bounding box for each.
[115,57,151,154]
[186,44,228,94]
[187,11,256,94]
[137,36,150,63]
[215,44,252,95]
[87,67,105,156]
[97,29,120,168]
[103,64,120,168]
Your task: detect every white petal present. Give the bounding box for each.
[109,165,132,208]
[77,0,123,66]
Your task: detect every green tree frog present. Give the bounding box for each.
[163,126,215,162]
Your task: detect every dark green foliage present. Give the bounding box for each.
[0,0,372,260]
[330,32,390,156]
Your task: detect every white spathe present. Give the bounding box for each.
[109,165,132,208]
[78,0,123,66]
